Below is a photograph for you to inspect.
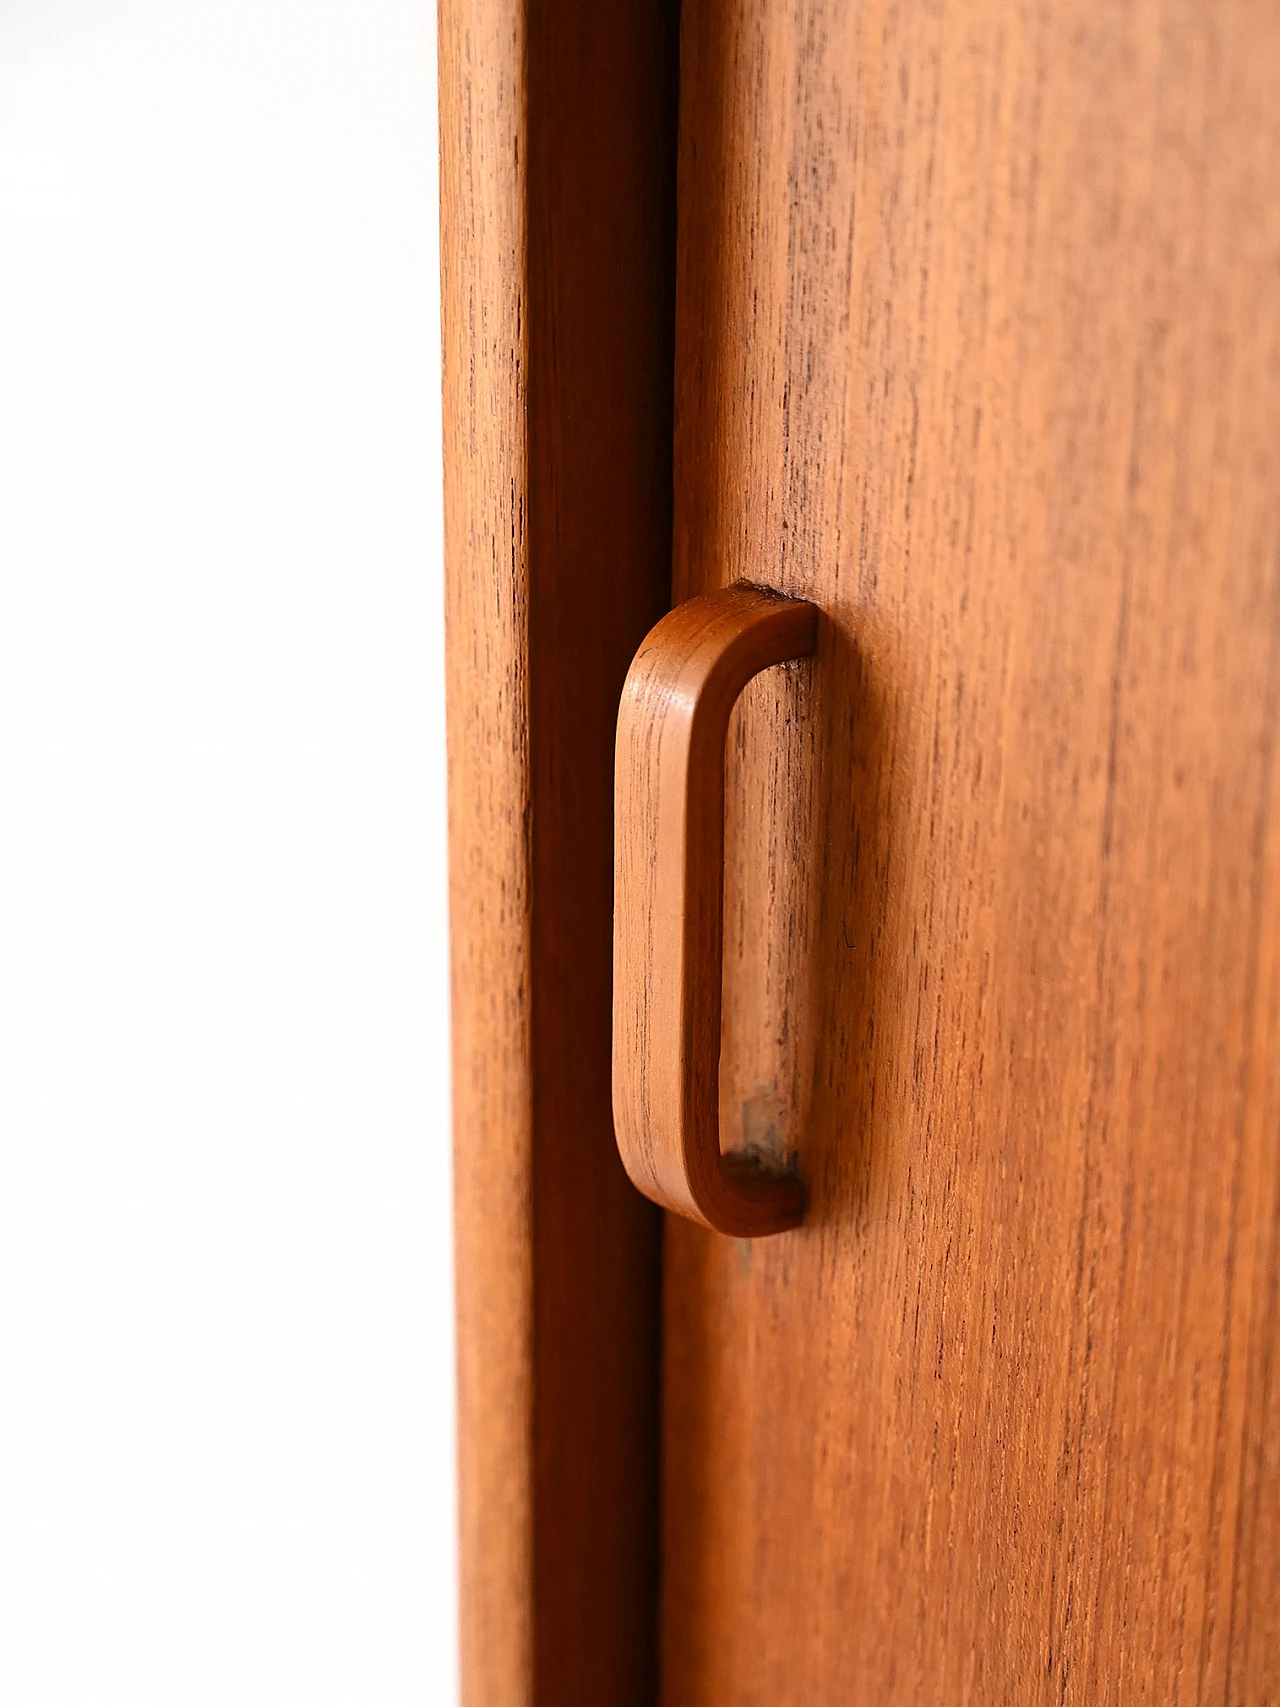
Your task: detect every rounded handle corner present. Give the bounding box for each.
[611,583,817,1238]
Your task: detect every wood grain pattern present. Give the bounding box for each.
[663,0,1280,1701]
[613,585,816,1237]
[438,1,677,1701]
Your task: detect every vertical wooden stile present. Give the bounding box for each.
[437,2,679,1703]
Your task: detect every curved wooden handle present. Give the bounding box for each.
[612,584,818,1237]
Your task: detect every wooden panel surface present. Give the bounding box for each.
[664,0,1280,1701]
[438,2,677,1701]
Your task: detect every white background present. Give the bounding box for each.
[0,2,456,1701]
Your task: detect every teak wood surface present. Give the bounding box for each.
[438,1,677,1701]
[662,0,1280,1702]
[613,585,816,1237]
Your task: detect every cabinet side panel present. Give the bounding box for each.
[439,3,533,1703]
[439,1,677,1702]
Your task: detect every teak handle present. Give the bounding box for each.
[612,584,818,1237]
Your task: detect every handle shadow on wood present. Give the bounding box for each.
[612,584,818,1237]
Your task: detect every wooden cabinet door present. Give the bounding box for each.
[658,1,1280,1702]
[441,1,1280,1702]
